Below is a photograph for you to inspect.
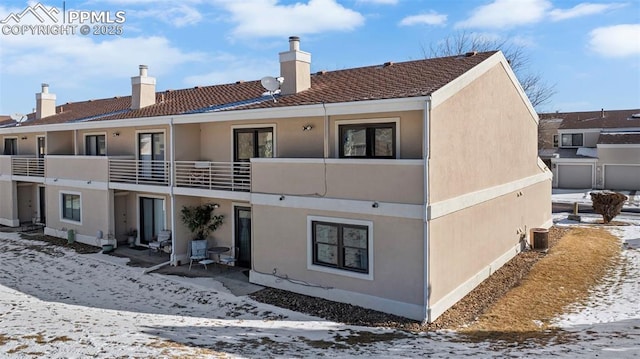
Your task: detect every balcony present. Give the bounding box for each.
[109,159,171,186]
[12,157,45,178]
[175,161,251,192]
[251,158,424,204]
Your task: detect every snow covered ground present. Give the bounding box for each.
[1,218,639,358]
[552,189,640,209]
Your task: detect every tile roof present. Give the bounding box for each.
[598,133,640,145]
[14,51,497,127]
[539,109,640,130]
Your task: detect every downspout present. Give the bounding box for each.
[322,102,329,158]
[422,97,431,323]
[73,129,78,155]
[169,117,177,265]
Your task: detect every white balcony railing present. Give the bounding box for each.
[109,159,171,186]
[175,161,251,192]
[12,157,45,177]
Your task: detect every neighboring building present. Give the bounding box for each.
[0,37,551,322]
[539,109,640,190]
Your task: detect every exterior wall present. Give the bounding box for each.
[0,155,11,174]
[77,125,169,156]
[428,179,551,318]
[46,156,109,182]
[198,117,325,161]
[557,130,600,148]
[44,185,110,246]
[174,124,201,161]
[597,147,640,164]
[0,180,18,226]
[250,204,425,317]
[430,64,541,203]
[538,119,561,150]
[251,159,424,204]
[13,134,41,155]
[329,111,423,159]
[46,131,74,155]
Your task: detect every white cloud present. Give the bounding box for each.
[549,2,626,21]
[588,24,640,58]
[355,0,398,4]
[129,4,203,27]
[456,0,551,29]
[214,0,365,38]
[183,54,279,86]
[399,11,447,27]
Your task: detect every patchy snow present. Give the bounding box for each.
[1,225,640,358]
[552,189,640,209]
[576,147,598,158]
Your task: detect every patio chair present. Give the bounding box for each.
[218,247,239,270]
[189,239,214,270]
[148,230,171,255]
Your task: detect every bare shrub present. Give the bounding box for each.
[590,191,628,223]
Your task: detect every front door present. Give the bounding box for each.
[138,133,165,181]
[234,206,251,268]
[38,186,46,224]
[140,197,164,245]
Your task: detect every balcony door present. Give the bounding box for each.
[3,138,17,155]
[233,128,273,188]
[37,136,45,158]
[138,133,165,181]
[139,197,165,245]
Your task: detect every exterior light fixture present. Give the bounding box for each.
[302,125,313,131]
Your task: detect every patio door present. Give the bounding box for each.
[234,206,251,268]
[233,128,273,189]
[37,136,45,158]
[138,133,165,181]
[38,186,46,224]
[140,197,164,245]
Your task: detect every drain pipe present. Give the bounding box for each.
[169,117,177,265]
[422,97,431,324]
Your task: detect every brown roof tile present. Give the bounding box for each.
[17,51,497,127]
[539,109,640,130]
[598,133,640,145]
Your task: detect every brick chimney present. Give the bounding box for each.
[131,65,156,110]
[35,83,56,119]
[279,36,311,95]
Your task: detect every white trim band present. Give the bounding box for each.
[428,171,552,220]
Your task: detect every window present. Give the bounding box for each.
[61,193,81,222]
[234,128,274,161]
[552,134,558,148]
[85,134,105,156]
[3,138,17,155]
[339,123,395,158]
[312,221,369,274]
[561,133,583,147]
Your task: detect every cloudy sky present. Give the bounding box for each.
[0,0,638,115]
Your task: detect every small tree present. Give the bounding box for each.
[180,203,224,240]
[590,191,628,224]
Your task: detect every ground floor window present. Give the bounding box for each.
[309,216,372,276]
[61,192,81,223]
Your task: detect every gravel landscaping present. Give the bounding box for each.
[250,227,569,332]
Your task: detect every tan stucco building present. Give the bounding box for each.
[0,37,551,322]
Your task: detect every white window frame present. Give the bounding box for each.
[560,133,584,147]
[334,117,400,159]
[134,129,166,160]
[307,215,374,281]
[135,194,167,245]
[84,132,107,156]
[60,190,82,225]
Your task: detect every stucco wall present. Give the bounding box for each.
[0,180,18,226]
[45,185,110,246]
[46,131,74,155]
[174,124,201,161]
[429,63,540,202]
[597,147,640,164]
[46,156,109,182]
[251,204,424,305]
[428,179,551,306]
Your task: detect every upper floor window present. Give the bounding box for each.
[561,133,583,147]
[234,128,274,161]
[85,134,106,156]
[553,134,558,148]
[339,123,395,158]
[3,138,17,155]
